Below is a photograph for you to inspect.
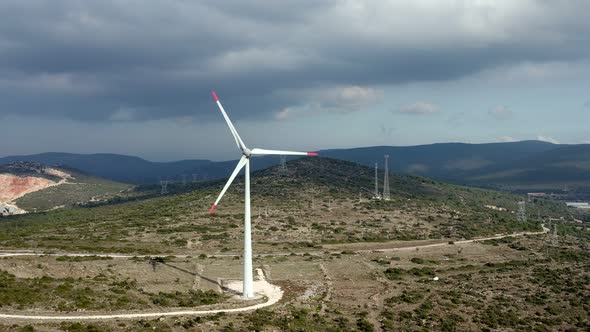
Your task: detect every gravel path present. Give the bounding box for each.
[0,268,282,321]
[0,225,547,321]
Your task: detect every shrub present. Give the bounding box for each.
[384,268,403,280]
[411,257,425,264]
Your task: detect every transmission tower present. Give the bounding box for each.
[279,155,288,175]
[374,163,381,199]
[517,201,526,223]
[383,154,390,200]
[552,224,558,246]
[192,174,198,183]
[160,179,168,195]
[182,174,187,186]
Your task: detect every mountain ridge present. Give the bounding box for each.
[2,140,588,191]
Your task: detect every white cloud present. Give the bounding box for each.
[274,85,382,120]
[398,102,439,115]
[488,106,513,120]
[537,135,559,144]
[496,136,517,142]
[321,86,381,111]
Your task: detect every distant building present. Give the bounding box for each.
[484,204,507,211]
[0,206,16,216]
[566,202,590,209]
[527,192,546,198]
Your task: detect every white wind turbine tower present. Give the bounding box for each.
[208,91,318,298]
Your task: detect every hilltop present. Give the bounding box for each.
[0,161,132,214]
[0,157,568,253]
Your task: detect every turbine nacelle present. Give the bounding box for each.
[208,91,318,215]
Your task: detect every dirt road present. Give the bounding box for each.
[0,225,548,321]
[0,268,282,321]
[0,225,549,260]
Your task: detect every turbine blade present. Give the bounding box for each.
[209,156,248,214]
[250,148,318,156]
[212,91,248,152]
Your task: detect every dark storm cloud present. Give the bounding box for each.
[1,0,590,122]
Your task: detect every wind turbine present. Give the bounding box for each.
[208,91,318,298]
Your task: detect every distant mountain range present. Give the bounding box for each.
[1,140,589,191]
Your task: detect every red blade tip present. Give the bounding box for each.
[211,91,219,102]
[307,152,319,156]
[208,204,217,214]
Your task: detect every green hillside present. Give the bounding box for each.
[12,166,132,212]
[467,144,590,191]
[0,158,569,254]
[0,158,586,332]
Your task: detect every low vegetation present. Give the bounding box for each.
[0,158,587,331]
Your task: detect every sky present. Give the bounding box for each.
[1,0,589,161]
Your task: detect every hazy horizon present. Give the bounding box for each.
[0,138,569,163]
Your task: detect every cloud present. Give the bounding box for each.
[537,135,560,144]
[314,86,381,112]
[273,85,381,120]
[1,1,590,122]
[488,106,513,120]
[480,61,590,83]
[274,107,293,120]
[397,102,439,115]
[496,136,517,142]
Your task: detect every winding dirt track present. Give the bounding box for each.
[0,269,282,321]
[0,225,548,321]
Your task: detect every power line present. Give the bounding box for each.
[517,201,526,223]
[383,154,390,200]
[279,155,288,175]
[160,179,168,195]
[552,223,558,246]
[374,163,381,199]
